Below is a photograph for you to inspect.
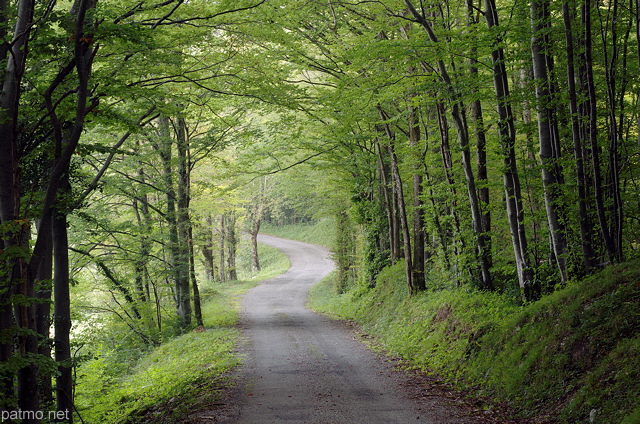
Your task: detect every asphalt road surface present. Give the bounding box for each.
[232,234,429,424]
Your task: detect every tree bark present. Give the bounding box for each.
[35,221,53,410]
[583,0,618,264]
[531,0,569,283]
[225,212,238,281]
[600,0,624,262]
[483,0,536,298]
[0,0,35,406]
[53,194,73,423]
[409,104,426,292]
[377,107,415,293]
[189,226,203,327]
[405,0,491,290]
[157,116,190,327]
[219,215,226,282]
[175,114,192,326]
[248,177,267,273]
[467,0,493,288]
[375,141,400,263]
[563,0,596,272]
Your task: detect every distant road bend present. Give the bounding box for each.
[217,234,487,424]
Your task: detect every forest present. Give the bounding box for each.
[0,0,639,421]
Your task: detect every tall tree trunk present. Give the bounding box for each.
[16,234,39,422]
[583,0,618,263]
[53,190,73,423]
[377,107,415,293]
[435,101,463,248]
[0,0,35,406]
[375,141,400,263]
[225,212,238,281]
[563,0,596,272]
[219,215,226,282]
[35,221,53,409]
[157,117,190,326]
[248,177,267,273]
[409,104,427,292]
[133,157,152,302]
[405,0,491,289]
[175,115,192,327]
[202,215,215,282]
[484,0,535,298]
[467,0,493,288]
[599,0,624,261]
[531,0,569,283]
[189,226,203,327]
[250,223,261,273]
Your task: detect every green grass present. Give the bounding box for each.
[74,242,289,424]
[309,260,640,423]
[260,217,335,248]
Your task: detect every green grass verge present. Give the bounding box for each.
[309,261,640,423]
[260,217,335,248]
[75,243,289,424]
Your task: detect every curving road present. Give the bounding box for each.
[232,234,428,423]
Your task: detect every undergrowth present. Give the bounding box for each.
[74,243,289,423]
[260,217,335,248]
[309,260,640,423]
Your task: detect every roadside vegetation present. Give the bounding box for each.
[261,218,336,249]
[2,0,640,419]
[263,220,640,423]
[72,243,289,424]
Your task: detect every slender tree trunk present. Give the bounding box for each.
[375,141,400,263]
[435,101,463,243]
[248,177,267,273]
[250,224,261,273]
[157,116,190,326]
[484,0,535,298]
[133,158,152,302]
[405,0,490,289]
[225,212,238,281]
[189,226,203,327]
[16,234,39,422]
[35,221,53,409]
[219,215,226,282]
[53,194,73,423]
[531,0,569,283]
[583,0,617,263]
[409,104,426,292]
[599,0,624,261]
[563,0,596,272]
[467,0,493,287]
[0,0,35,406]
[202,215,215,282]
[377,107,415,292]
[175,115,192,326]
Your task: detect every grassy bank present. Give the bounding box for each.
[260,217,335,248]
[309,262,640,423]
[74,243,289,423]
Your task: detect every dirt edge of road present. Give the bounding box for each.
[178,316,532,424]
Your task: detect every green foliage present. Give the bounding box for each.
[236,236,292,282]
[76,327,239,423]
[73,240,289,422]
[260,216,336,248]
[309,259,640,422]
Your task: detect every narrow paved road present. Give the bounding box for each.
[232,234,428,424]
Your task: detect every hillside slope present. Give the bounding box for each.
[309,261,640,423]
